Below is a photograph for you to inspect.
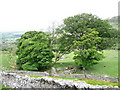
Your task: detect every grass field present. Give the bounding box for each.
[0,52,17,71]
[55,50,118,77]
[54,52,75,68]
[0,50,118,77]
[87,50,118,77]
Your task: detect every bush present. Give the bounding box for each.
[73,48,104,69]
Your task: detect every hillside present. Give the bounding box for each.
[0,31,24,51]
[0,31,24,40]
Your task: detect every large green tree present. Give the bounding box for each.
[73,28,104,69]
[49,25,75,67]
[16,31,54,71]
[54,13,116,69]
[62,13,116,50]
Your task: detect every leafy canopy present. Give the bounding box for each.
[62,13,116,50]
[73,28,104,68]
[55,13,115,68]
[16,31,54,71]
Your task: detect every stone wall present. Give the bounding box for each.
[55,67,119,83]
[4,71,49,76]
[3,70,119,83]
[0,72,118,89]
[53,74,119,83]
[3,71,119,83]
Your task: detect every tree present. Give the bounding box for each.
[55,13,115,69]
[73,28,104,68]
[106,16,119,50]
[16,31,54,71]
[48,24,74,67]
[63,13,116,50]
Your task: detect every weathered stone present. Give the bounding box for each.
[0,71,119,89]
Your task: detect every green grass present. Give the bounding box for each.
[87,50,118,77]
[0,52,17,71]
[0,84,11,89]
[79,78,118,86]
[0,84,2,90]
[0,50,118,77]
[0,53,10,67]
[50,76,118,86]
[55,50,118,77]
[54,52,75,68]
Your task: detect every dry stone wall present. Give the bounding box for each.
[0,71,119,89]
[54,74,119,83]
[4,70,118,83]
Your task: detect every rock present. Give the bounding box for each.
[62,70,72,74]
[0,71,119,89]
[114,86,119,88]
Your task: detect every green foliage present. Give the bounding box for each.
[107,16,118,29]
[57,13,113,68]
[62,13,116,50]
[73,48,104,69]
[16,31,54,71]
[72,28,104,68]
[49,13,117,68]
